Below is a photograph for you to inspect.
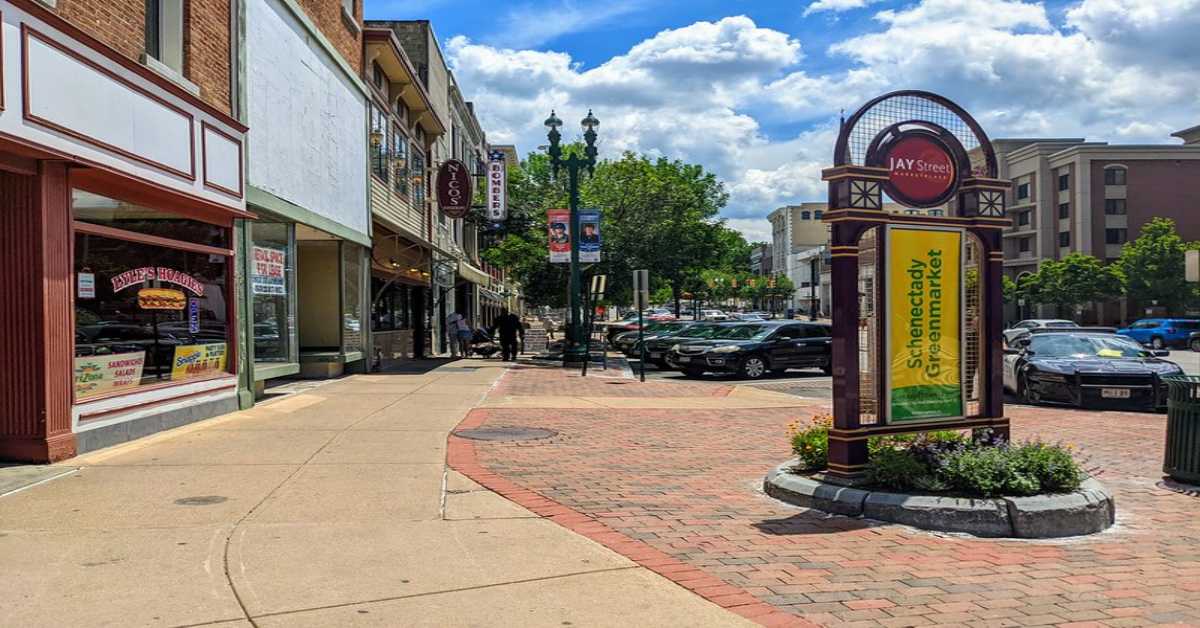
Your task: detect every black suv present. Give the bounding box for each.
[640,322,731,368]
[665,321,832,379]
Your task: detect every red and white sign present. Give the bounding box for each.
[487,151,507,221]
[884,134,956,206]
[111,267,205,296]
[548,209,570,263]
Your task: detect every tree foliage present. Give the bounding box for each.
[480,146,752,309]
[1117,217,1192,312]
[1017,253,1122,314]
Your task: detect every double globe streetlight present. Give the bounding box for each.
[544,109,599,363]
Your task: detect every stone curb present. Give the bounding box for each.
[764,459,1115,538]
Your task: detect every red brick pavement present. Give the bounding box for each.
[492,363,733,398]
[450,367,1200,627]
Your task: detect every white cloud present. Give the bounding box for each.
[804,0,884,16]
[488,0,649,49]
[448,1,1200,241]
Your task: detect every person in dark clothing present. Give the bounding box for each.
[492,308,525,361]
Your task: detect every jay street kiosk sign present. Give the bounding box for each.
[820,90,1011,480]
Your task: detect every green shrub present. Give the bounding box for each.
[940,447,1021,497]
[1011,442,1083,493]
[866,446,929,491]
[791,423,829,470]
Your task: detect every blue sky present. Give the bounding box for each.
[364,0,1200,241]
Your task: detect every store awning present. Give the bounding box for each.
[457,261,491,286]
[480,288,505,302]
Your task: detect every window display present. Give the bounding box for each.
[251,222,293,363]
[342,243,364,353]
[73,191,231,400]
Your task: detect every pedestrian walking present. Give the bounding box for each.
[446,310,472,358]
[493,308,525,361]
[543,316,556,340]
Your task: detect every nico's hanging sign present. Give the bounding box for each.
[436,159,472,219]
[487,150,507,221]
[883,133,957,208]
[887,226,963,422]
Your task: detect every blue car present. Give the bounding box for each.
[1116,318,1200,349]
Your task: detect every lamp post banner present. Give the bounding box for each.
[579,209,601,263]
[548,208,570,263]
[887,227,963,422]
[488,151,508,221]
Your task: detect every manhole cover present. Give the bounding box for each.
[174,495,228,506]
[454,427,557,442]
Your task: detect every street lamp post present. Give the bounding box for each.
[545,109,599,364]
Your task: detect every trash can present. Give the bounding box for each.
[1162,375,1200,484]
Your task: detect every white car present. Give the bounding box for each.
[700,310,730,321]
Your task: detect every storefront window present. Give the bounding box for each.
[250,222,293,363]
[73,190,227,248]
[74,232,230,400]
[371,279,411,331]
[342,243,364,353]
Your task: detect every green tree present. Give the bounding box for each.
[1117,217,1190,313]
[1022,253,1122,318]
[1001,275,1018,304]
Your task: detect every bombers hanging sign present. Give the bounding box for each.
[887,227,963,421]
[883,133,957,208]
[437,159,472,219]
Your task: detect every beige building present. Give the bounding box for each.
[988,129,1200,323]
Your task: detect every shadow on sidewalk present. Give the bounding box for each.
[752,512,879,536]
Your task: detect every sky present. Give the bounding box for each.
[364,0,1200,243]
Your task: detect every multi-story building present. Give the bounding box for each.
[749,243,773,276]
[238,0,371,394]
[0,0,248,461]
[360,23,446,366]
[991,130,1200,323]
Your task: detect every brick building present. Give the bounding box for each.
[992,130,1200,324]
[0,0,247,461]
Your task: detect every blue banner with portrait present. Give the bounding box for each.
[579,209,601,263]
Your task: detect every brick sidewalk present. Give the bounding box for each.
[452,367,1200,627]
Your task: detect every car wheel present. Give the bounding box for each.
[820,360,833,376]
[682,367,705,378]
[1151,336,1166,350]
[1018,373,1037,405]
[1191,338,1200,353]
[740,356,767,380]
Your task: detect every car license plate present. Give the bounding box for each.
[649,352,661,359]
[1101,388,1131,399]
[676,356,691,363]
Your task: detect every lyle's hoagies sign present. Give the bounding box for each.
[111,267,205,296]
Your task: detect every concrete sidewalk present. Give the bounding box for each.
[0,361,750,627]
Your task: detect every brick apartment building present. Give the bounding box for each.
[992,129,1200,324]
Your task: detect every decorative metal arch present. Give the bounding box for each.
[834,90,998,178]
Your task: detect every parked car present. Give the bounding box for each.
[1003,328,1181,411]
[611,321,691,355]
[641,322,730,367]
[732,312,767,321]
[666,321,832,379]
[1002,319,1078,346]
[700,309,730,321]
[1116,318,1200,349]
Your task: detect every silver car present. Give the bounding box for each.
[1002,319,1079,346]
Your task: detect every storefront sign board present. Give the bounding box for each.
[488,151,507,221]
[171,343,227,379]
[77,272,95,299]
[251,246,287,295]
[887,226,963,421]
[437,159,472,219]
[74,351,145,398]
[112,267,205,296]
[548,209,570,263]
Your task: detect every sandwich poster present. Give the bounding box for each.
[171,343,228,380]
[73,352,145,399]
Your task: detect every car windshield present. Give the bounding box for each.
[678,324,722,338]
[712,324,771,340]
[1029,334,1151,359]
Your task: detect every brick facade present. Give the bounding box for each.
[47,0,232,116]
[296,0,363,74]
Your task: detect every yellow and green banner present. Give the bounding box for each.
[888,227,962,421]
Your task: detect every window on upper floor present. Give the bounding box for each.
[813,210,823,219]
[144,0,184,74]
[801,211,811,220]
[1059,231,1070,248]
[1104,167,1127,185]
[1016,182,1029,200]
[1019,238,1030,253]
[1017,211,1030,226]
[1104,199,1127,215]
[411,148,426,208]
[372,62,387,93]
[1058,173,1070,191]
[369,106,389,182]
[1058,203,1069,219]
[392,126,409,196]
[1106,228,1128,245]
